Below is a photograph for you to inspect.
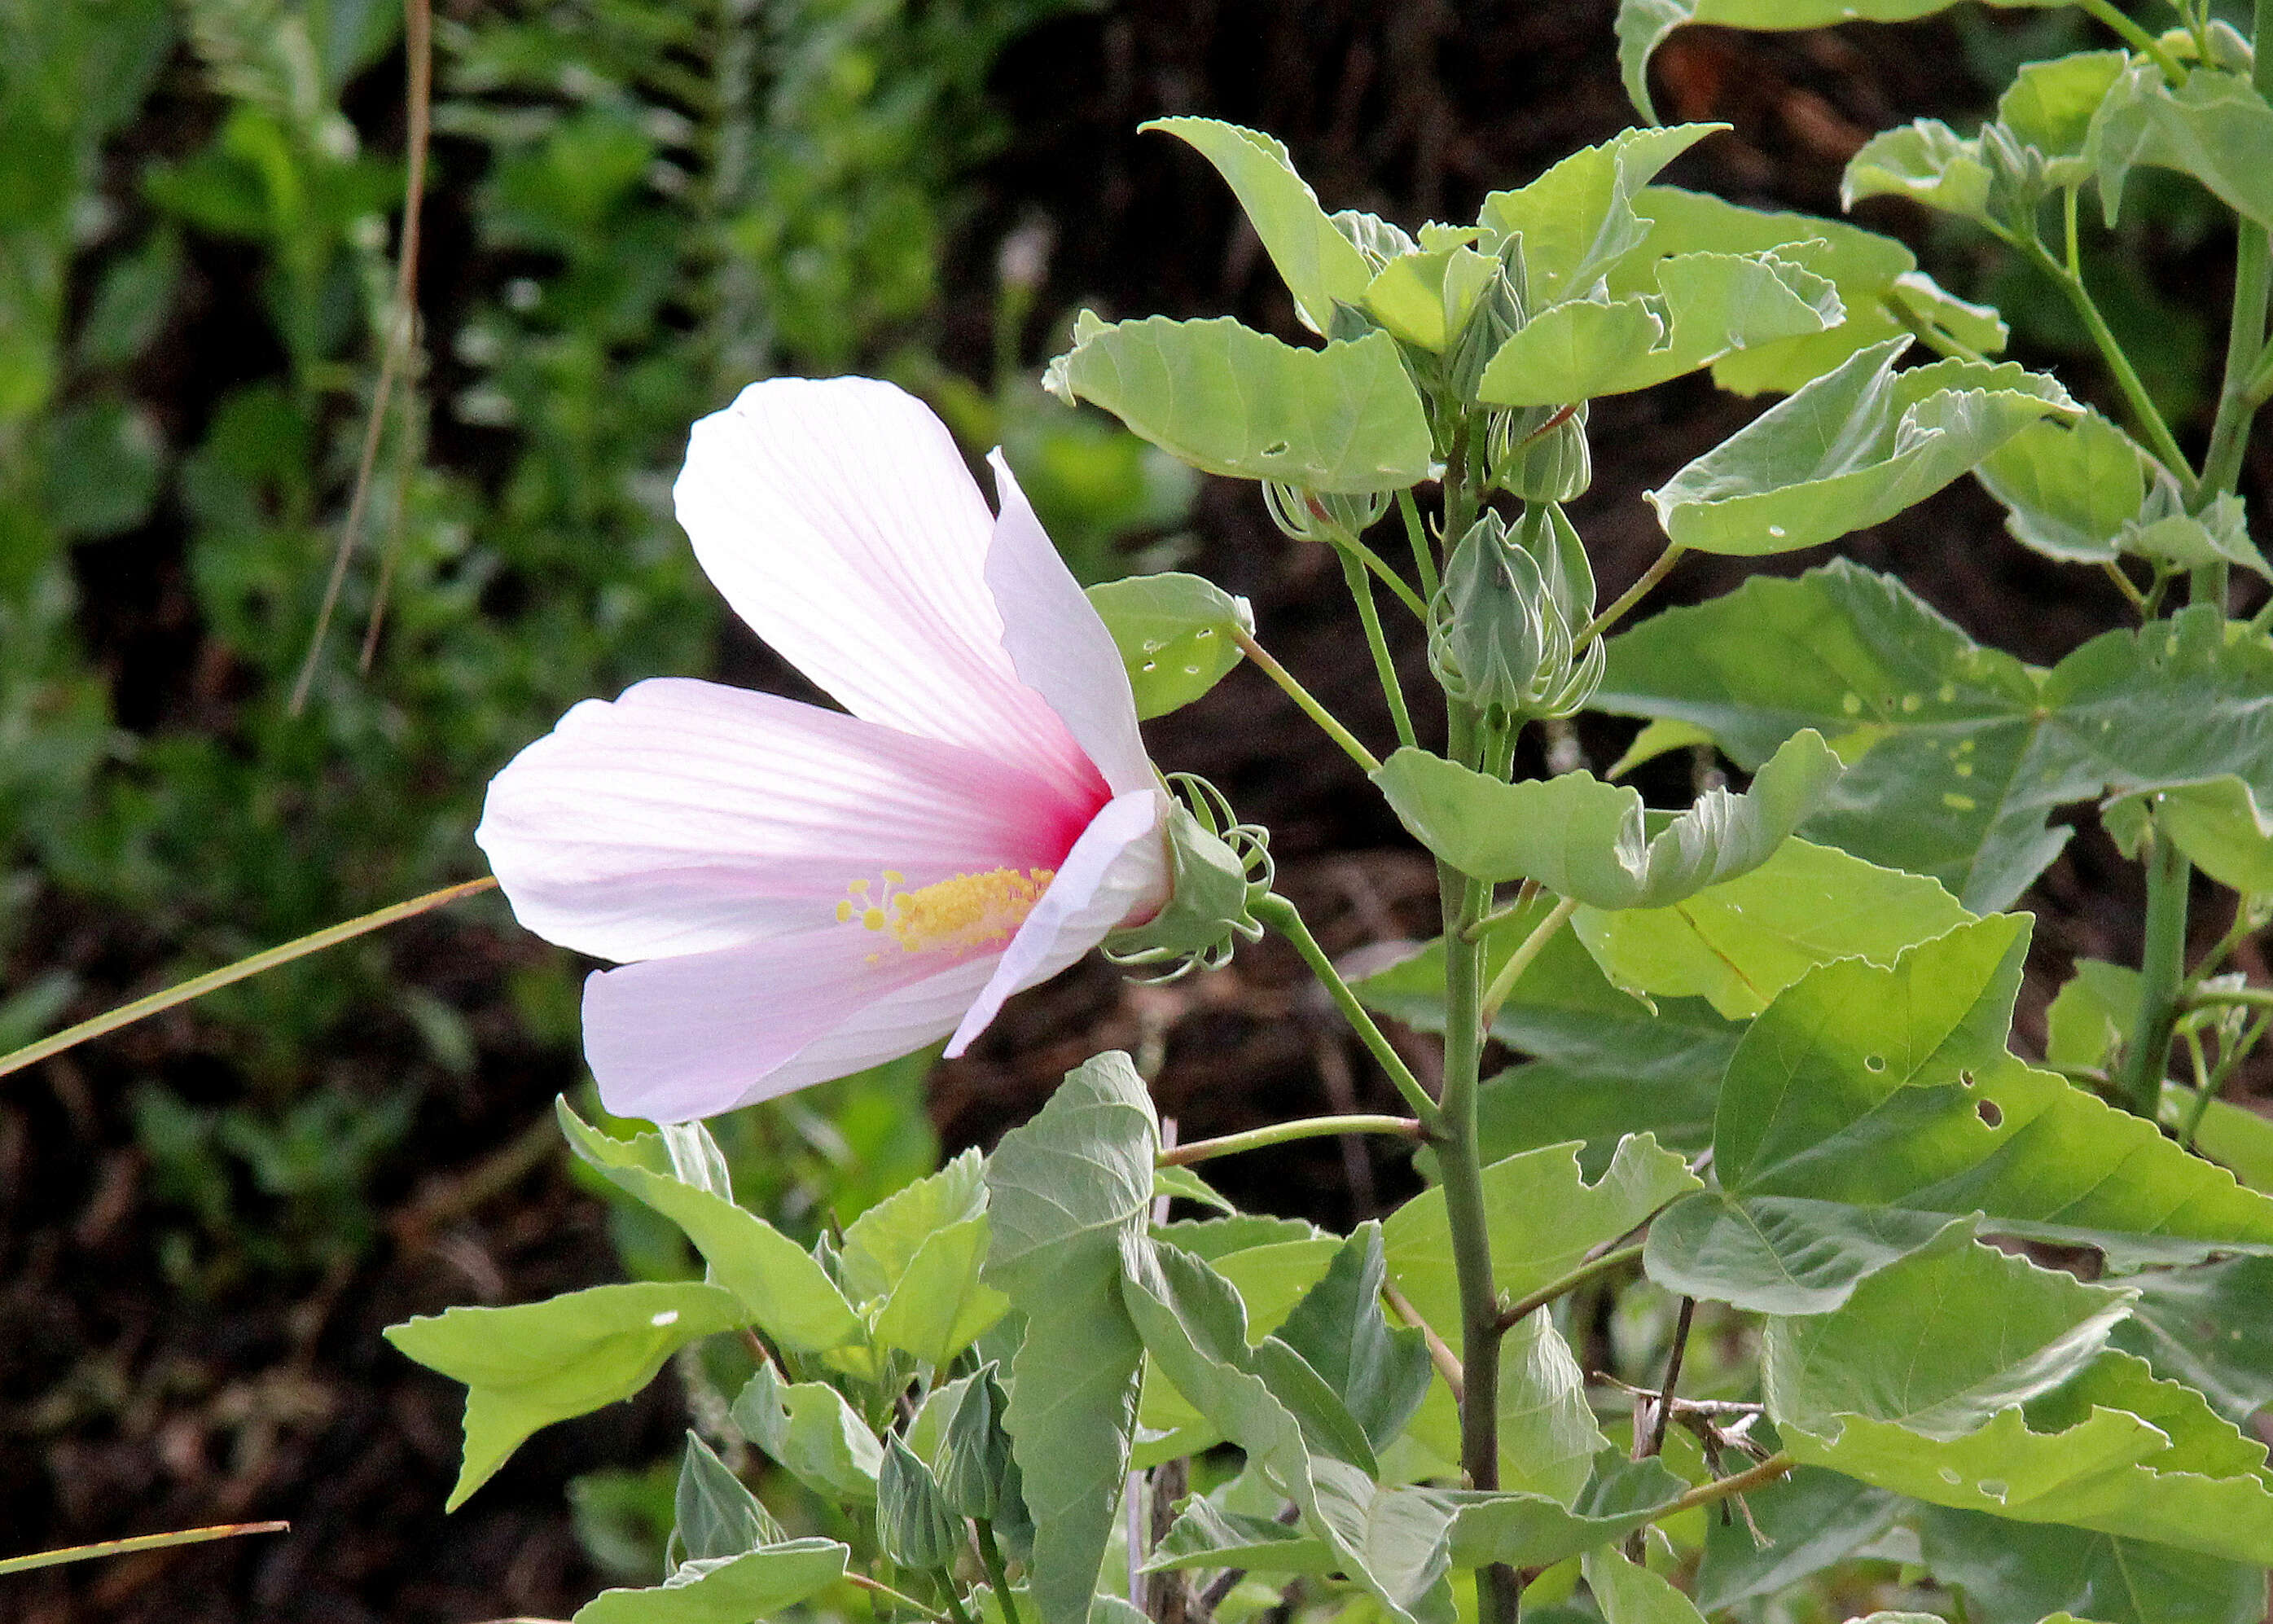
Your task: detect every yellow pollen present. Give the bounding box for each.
[840,867,1055,956]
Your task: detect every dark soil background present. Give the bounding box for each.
[7,2,2266,1620]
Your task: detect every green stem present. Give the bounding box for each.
[0,1521,290,1578]
[1433,835,1520,1624]
[1656,1453,1797,1521]
[2115,821,2193,1117]
[849,1575,951,1624]
[0,876,498,1081]
[2028,232,2198,497]
[1494,1242,1647,1332]
[1477,895,1579,1032]
[1463,880,1542,942]
[937,1577,977,1624]
[2183,1012,2270,1148]
[1338,545,1419,750]
[2184,984,2273,1012]
[1229,626,1383,775]
[2078,0,2190,82]
[975,1522,1020,1624]
[1253,893,1441,1127]
[1398,487,1441,602]
[1336,528,1432,621]
[1158,1113,1424,1166]
[1577,543,1686,650]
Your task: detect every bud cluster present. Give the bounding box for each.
[1427,503,1604,722]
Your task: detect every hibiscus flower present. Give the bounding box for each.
[476,378,1169,1122]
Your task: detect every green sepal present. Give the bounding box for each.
[1103,775,1270,980]
[878,1434,966,1572]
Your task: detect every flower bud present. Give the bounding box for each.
[1104,775,1271,981]
[1490,402,1592,503]
[937,1363,1021,1525]
[1428,503,1603,721]
[1446,246,1527,405]
[878,1435,965,1572]
[1262,481,1392,545]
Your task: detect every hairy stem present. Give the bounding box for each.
[1157,1114,1424,1166]
[1253,893,1441,1126]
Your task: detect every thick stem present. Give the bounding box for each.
[2115,822,2192,1117]
[1434,848,1519,1624]
[1229,627,1382,775]
[2077,0,2190,81]
[1157,1114,1424,1166]
[1253,893,1441,1126]
[1338,546,1419,750]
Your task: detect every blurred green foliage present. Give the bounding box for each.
[1,0,1197,1301]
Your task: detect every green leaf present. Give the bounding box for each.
[1999,50,2130,166]
[1765,1222,2132,1439]
[558,1102,863,1354]
[1442,1451,1688,1571]
[674,1431,784,1561]
[1400,1314,1612,1505]
[1121,1242,1455,1624]
[1648,918,2273,1313]
[981,1053,1156,1624]
[1372,731,1841,908]
[1382,1135,1700,1339]
[1594,565,2273,912]
[1915,1507,2269,1624]
[1145,1491,1336,1574]
[42,398,164,538]
[1842,120,1994,224]
[1045,315,1433,494]
[1364,243,1502,353]
[1477,249,1841,406]
[2046,957,2139,1071]
[728,1363,884,1503]
[1617,0,2069,125]
[838,1148,986,1301]
[386,1281,748,1511]
[1618,185,2005,395]
[1152,1162,1236,1215]
[2113,1254,2273,1425]
[1477,125,1723,305]
[1766,1240,2271,1562]
[2167,1086,2273,1196]
[871,1216,1010,1367]
[1693,1468,1901,1613]
[1582,1546,1708,1624]
[2091,57,2273,230]
[1646,338,2076,555]
[1143,118,1375,335]
[1974,408,2159,564]
[1274,1223,1434,1453]
[1573,836,1973,1019]
[569,1538,850,1624]
[1086,573,1253,721]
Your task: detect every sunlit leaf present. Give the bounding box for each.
[1477,124,1722,305]
[386,1281,748,1511]
[1045,314,1433,493]
[1974,407,2159,564]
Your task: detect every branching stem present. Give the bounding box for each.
[1495,1242,1646,1332]
[1338,545,1419,750]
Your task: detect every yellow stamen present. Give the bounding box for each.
[839,867,1055,957]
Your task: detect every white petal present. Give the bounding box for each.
[477,678,1096,963]
[983,450,1154,796]
[583,928,994,1122]
[674,377,1100,802]
[946,788,1169,1056]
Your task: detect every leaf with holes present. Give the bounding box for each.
[1086,573,1253,721]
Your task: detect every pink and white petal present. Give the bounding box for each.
[674,378,1101,801]
[582,927,997,1123]
[477,677,1091,963]
[946,788,1170,1056]
[982,450,1154,797]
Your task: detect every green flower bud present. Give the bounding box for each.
[937,1363,1017,1523]
[1446,251,1527,406]
[1262,481,1392,544]
[878,1434,965,1572]
[1104,775,1271,981]
[1427,503,1603,721]
[1490,402,1592,503]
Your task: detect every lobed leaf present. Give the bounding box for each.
[1645,338,2076,555]
[2091,51,2273,230]
[386,1281,748,1511]
[1045,314,1432,493]
[1371,731,1841,909]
